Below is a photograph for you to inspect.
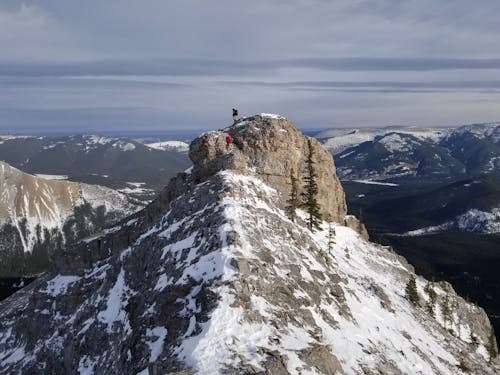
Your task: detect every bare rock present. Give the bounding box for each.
[190,114,347,223]
[299,344,344,374]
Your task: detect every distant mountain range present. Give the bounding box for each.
[0,134,191,201]
[0,161,142,277]
[318,122,499,182]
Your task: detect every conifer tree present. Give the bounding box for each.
[328,222,336,253]
[470,332,479,348]
[441,293,451,329]
[344,247,350,259]
[285,168,300,222]
[424,280,437,317]
[301,139,321,230]
[358,208,364,234]
[405,275,419,306]
[488,328,498,361]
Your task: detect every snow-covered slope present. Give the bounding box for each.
[0,161,140,252]
[146,140,189,153]
[0,115,497,374]
[397,207,500,236]
[0,170,497,374]
[318,127,448,155]
[0,161,143,277]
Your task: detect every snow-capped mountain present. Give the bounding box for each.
[317,126,448,155]
[0,115,497,374]
[0,161,142,277]
[146,140,189,153]
[397,207,500,236]
[0,134,191,200]
[318,123,500,181]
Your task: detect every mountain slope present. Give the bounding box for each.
[0,161,141,277]
[0,115,497,374]
[0,135,191,200]
[319,123,499,181]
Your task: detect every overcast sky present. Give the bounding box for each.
[1,0,500,135]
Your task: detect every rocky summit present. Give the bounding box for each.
[0,114,498,374]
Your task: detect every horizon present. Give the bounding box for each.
[0,119,490,140]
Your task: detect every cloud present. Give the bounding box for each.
[221,79,500,93]
[2,57,500,79]
[1,1,500,132]
[0,3,88,61]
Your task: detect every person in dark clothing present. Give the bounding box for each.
[232,108,238,124]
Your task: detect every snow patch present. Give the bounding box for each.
[42,275,81,297]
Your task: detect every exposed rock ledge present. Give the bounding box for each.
[190,114,347,224]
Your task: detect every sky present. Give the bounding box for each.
[1,0,500,135]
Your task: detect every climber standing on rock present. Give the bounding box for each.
[226,133,232,150]
[232,108,238,125]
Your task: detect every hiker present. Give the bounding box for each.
[226,133,232,150]
[232,108,238,124]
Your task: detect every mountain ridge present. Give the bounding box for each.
[0,115,497,374]
[0,161,142,277]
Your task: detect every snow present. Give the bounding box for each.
[352,179,399,186]
[97,267,135,334]
[145,327,168,362]
[78,355,97,375]
[34,174,68,180]
[378,133,418,153]
[338,150,356,159]
[176,287,271,374]
[85,135,113,146]
[260,113,285,120]
[118,142,136,151]
[320,127,447,154]
[118,182,154,196]
[146,140,189,152]
[154,273,173,291]
[42,275,81,297]
[452,123,500,143]
[396,207,500,236]
[1,163,494,373]
[170,171,488,374]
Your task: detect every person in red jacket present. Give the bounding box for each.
[226,133,232,150]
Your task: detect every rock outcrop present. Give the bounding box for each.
[0,114,498,374]
[190,114,347,223]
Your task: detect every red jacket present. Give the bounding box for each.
[226,134,232,144]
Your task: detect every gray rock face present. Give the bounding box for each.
[190,115,347,223]
[0,115,498,375]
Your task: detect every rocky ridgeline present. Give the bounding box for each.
[190,115,347,224]
[54,114,364,273]
[0,114,497,374]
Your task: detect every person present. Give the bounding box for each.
[226,133,232,150]
[232,108,238,124]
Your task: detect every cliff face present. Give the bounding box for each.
[0,115,498,374]
[190,114,347,224]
